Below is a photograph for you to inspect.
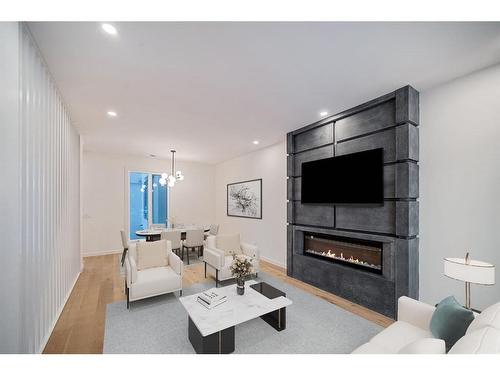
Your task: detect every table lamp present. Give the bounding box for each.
[444,252,495,309]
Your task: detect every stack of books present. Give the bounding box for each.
[197,289,227,309]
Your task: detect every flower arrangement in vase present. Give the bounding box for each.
[230,254,254,295]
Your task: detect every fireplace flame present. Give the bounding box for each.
[306,248,379,269]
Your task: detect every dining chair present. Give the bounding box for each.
[150,224,166,230]
[120,229,129,266]
[209,224,219,236]
[204,224,219,241]
[182,229,204,265]
[161,230,182,257]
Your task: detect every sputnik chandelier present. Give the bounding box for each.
[159,150,184,187]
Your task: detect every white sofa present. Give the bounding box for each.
[203,235,259,286]
[124,240,183,308]
[353,296,500,354]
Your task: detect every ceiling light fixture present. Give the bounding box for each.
[107,111,117,117]
[320,111,328,117]
[158,150,184,188]
[101,23,118,36]
[253,140,260,145]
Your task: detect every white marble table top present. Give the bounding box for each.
[179,280,292,337]
[135,225,210,236]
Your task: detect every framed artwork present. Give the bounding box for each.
[227,178,262,219]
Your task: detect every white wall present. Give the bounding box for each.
[0,23,81,353]
[82,151,216,256]
[420,63,500,310]
[215,141,287,267]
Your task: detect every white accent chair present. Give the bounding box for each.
[124,239,183,309]
[352,296,500,354]
[204,234,259,287]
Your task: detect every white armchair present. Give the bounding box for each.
[124,239,183,309]
[204,234,259,286]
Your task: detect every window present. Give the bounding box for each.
[129,171,168,240]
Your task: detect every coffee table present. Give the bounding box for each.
[179,280,292,354]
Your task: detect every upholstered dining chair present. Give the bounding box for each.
[182,229,204,265]
[204,224,219,240]
[161,230,182,257]
[120,229,130,266]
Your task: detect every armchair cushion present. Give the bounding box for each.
[132,267,182,300]
[136,239,169,270]
[216,234,242,256]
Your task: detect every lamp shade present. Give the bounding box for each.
[444,257,495,285]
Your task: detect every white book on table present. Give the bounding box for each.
[197,289,227,305]
[197,296,227,309]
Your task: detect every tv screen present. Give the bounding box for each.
[301,148,384,204]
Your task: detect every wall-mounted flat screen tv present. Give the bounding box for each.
[301,148,384,204]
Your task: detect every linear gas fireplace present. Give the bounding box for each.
[303,233,383,274]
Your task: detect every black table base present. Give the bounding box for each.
[188,317,235,354]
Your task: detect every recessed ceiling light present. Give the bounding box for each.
[149,154,157,158]
[107,111,117,117]
[253,140,260,145]
[320,111,328,117]
[101,23,118,36]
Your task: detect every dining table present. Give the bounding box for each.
[135,225,210,242]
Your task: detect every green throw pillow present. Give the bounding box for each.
[430,295,474,352]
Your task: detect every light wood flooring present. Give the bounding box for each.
[43,253,393,354]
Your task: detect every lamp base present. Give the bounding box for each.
[465,281,471,310]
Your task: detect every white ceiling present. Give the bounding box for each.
[28,22,500,164]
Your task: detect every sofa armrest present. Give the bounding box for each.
[125,254,138,286]
[241,242,259,260]
[168,251,183,276]
[204,247,225,269]
[397,296,436,331]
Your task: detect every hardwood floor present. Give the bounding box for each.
[43,253,393,354]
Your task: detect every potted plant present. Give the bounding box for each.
[230,254,254,295]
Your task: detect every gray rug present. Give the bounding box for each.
[103,272,382,353]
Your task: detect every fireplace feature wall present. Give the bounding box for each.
[286,86,419,318]
[304,233,383,274]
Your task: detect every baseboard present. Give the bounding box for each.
[83,248,122,257]
[38,270,81,354]
[260,256,286,270]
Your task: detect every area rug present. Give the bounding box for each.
[103,272,383,353]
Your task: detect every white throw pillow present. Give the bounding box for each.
[466,302,500,333]
[449,327,500,354]
[216,234,242,256]
[397,338,446,354]
[136,240,169,270]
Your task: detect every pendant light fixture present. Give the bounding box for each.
[159,150,184,187]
